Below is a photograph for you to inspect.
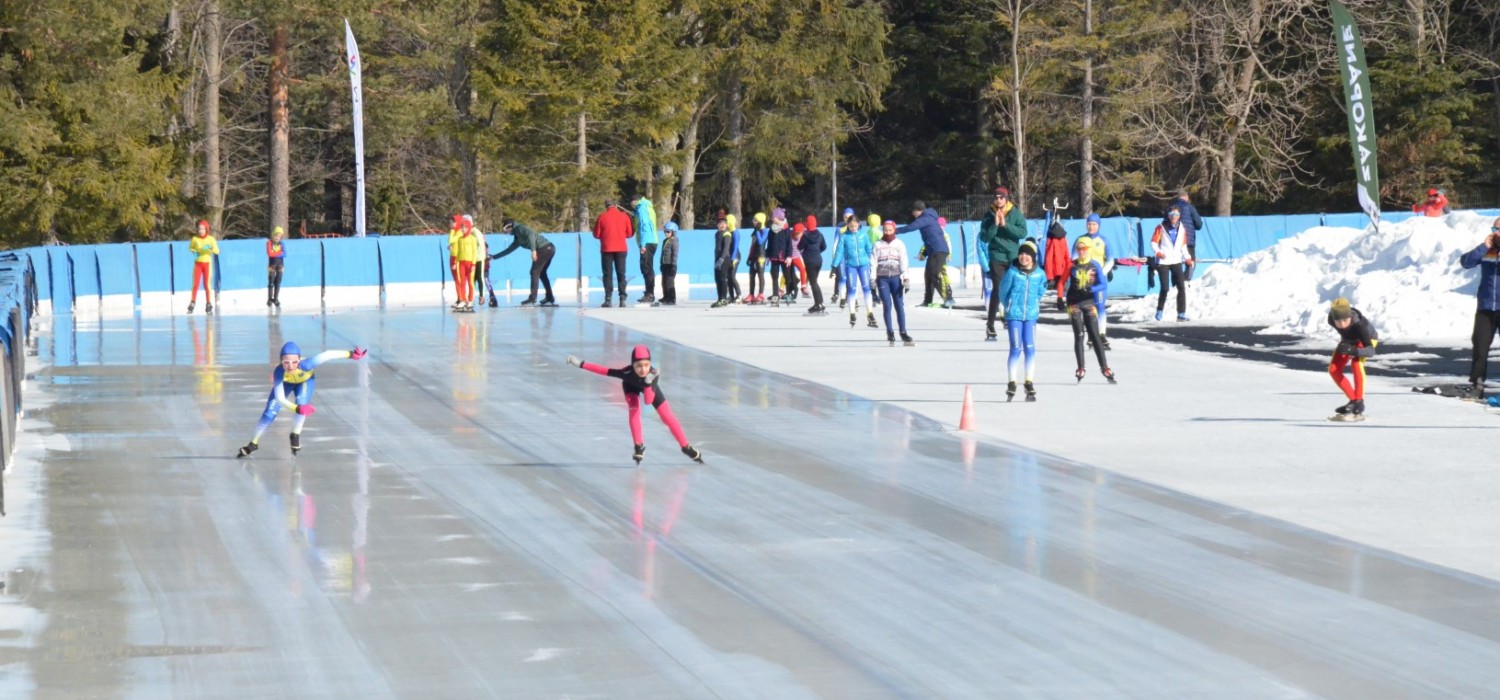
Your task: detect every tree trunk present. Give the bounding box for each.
[656,132,678,226]
[1214,145,1235,216]
[267,24,290,235]
[727,76,744,223]
[204,0,223,232]
[1009,0,1026,212]
[452,42,479,218]
[575,109,588,233]
[677,108,703,231]
[1407,0,1426,62]
[1079,0,1094,214]
[174,6,197,236]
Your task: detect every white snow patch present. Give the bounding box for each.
[1117,211,1495,343]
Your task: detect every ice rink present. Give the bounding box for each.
[4,294,1500,698]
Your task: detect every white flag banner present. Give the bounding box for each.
[345,19,367,237]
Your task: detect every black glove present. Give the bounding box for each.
[1055,297,1066,312]
[1335,343,1354,357]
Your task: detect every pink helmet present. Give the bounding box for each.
[631,345,651,362]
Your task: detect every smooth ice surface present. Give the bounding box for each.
[3,302,1500,698]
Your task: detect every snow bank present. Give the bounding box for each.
[1115,211,1496,343]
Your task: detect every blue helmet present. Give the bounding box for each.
[1086,213,1102,225]
[664,221,679,233]
[280,341,302,357]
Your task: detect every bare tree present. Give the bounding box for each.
[1127,0,1328,215]
[268,24,290,233]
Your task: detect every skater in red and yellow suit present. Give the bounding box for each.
[1327,297,1379,418]
[567,345,703,465]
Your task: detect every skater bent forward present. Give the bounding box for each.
[1327,298,1378,419]
[237,341,367,457]
[567,346,702,464]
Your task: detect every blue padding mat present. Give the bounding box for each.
[24,249,50,301]
[1381,211,1417,225]
[169,241,194,296]
[70,247,102,299]
[278,239,321,290]
[49,248,73,311]
[134,242,174,294]
[1283,214,1324,239]
[1321,213,1371,230]
[378,235,445,285]
[323,237,380,287]
[216,239,270,291]
[95,245,135,298]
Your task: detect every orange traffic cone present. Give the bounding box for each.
[959,385,977,431]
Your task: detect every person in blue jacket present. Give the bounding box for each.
[1460,218,1500,398]
[1171,190,1206,280]
[238,341,367,458]
[998,239,1048,401]
[1066,238,1114,384]
[832,213,876,328]
[632,195,659,304]
[895,201,954,308]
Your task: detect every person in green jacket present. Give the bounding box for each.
[490,220,557,306]
[978,186,1027,341]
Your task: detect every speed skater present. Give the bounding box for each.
[566,345,703,465]
[237,341,367,457]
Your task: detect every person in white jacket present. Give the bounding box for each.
[1151,207,1194,321]
[874,220,914,345]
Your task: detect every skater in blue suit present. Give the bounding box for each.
[238,341,366,457]
[998,239,1048,401]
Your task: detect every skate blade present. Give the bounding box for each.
[1327,414,1366,422]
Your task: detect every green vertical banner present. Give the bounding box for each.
[1330,0,1380,224]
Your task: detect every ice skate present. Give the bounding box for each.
[1076,368,1086,383]
[601,298,613,308]
[1024,381,1037,402]
[272,299,280,309]
[1334,400,1357,415]
[900,333,915,347]
[850,312,857,328]
[187,301,195,314]
[205,302,213,315]
[236,442,258,459]
[867,312,878,328]
[633,443,645,465]
[985,323,998,342]
[489,294,499,308]
[1102,367,1117,384]
[888,331,896,347]
[941,299,955,309]
[267,298,274,308]
[1177,313,1190,322]
[681,445,704,464]
[539,298,558,307]
[519,297,537,306]
[289,433,301,456]
[1006,381,1017,402]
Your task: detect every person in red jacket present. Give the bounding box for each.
[593,198,635,307]
[1042,219,1073,311]
[1413,188,1451,217]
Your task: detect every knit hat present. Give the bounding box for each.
[843,207,855,218]
[631,345,651,362]
[1086,213,1101,225]
[1018,240,1038,258]
[280,341,302,357]
[725,213,737,230]
[771,207,786,221]
[1330,298,1353,321]
[937,216,947,228]
[793,223,806,234]
[805,215,818,231]
[868,214,881,230]
[995,187,1010,199]
[1428,188,1440,197]
[272,225,285,237]
[754,212,767,226]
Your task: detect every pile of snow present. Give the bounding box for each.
[1115,211,1496,343]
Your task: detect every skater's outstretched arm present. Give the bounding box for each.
[300,347,367,371]
[568,355,624,379]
